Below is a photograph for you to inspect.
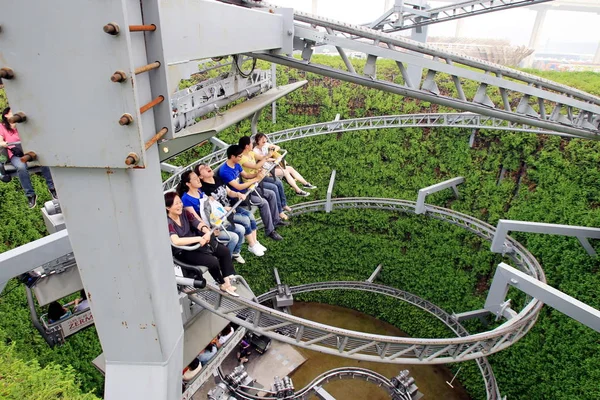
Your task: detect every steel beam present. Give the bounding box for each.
[2,1,184,398]
[0,231,72,290]
[367,264,383,283]
[249,8,600,138]
[491,219,600,255]
[325,170,337,213]
[415,177,464,214]
[370,0,554,32]
[160,0,292,65]
[485,263,600,332]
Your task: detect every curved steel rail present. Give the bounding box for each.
[162,112,569,190]
[187,198,543,371]
[218,366,413,400]
[256,281,501,400]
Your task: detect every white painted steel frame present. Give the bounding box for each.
[162,112,575,191]
[485,263,600,332]
[184,198,544,367]
[491,219,600,256]
[369,0,554,32]
[415,177,464,214]
[246,7,600,138]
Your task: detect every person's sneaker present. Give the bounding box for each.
[303,183,317,190]
[268,231,283,241]
[233,254,246,264]
[255,242,267,252]
[276,220,290,227]
[27,194,37,209]
[296,190,310,197]
[49,188,58,200]
[248,245,264,257]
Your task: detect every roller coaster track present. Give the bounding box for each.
[186,197,544,398]
[249,5,600,139]
[218,367,414,400]
[368,0,553,33]
[162,112,569,190]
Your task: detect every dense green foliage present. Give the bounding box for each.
[1,57,599,399]
[0,336,99,400]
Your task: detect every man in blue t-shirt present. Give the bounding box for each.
[219,145,284,240]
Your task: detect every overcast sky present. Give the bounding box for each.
[269,0,600,53]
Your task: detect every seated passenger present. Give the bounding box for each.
[253,133,316,196]
[47,301,71,324]
[0,107,57,208]
[239,136,290,220]
[219,145,284,241]
[164,192,238,297]
[195,163,266,256]
[182,358,202,382]
[217,325,235,348]
[74,289,90,313]
[197,343,217,367]
[177,170,246,264]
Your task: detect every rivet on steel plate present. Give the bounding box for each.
[0,68,15,80]
[111,71,127,83]
[118,114,134,126]
[125,153,140,166]
[8,112,26,124]
[103,22,120,35]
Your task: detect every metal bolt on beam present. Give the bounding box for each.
[134,61,161,75]
[144,127,168,150]
[20,151,36,163]
[110,70,127,83]
[140,95,164,114]
[102,22,120,35]
[8,112,26,124]
[118,113,134,126]
[129,24,156,32]
[0,67,15,80]
[124,152,139,166]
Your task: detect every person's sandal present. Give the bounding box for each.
[220,284,239,297]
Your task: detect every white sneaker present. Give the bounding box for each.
[255,242,267,252]
[248,245,264,257]
[233,254,246,264]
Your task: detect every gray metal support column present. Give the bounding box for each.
[51,152,184,399]
[594,42,600,65]
[325,170,337,213]
[271,63,277,123]
[367,264,383,283]
[485,263,600,332]
[523,7,548,68]
[1,1,184,397]
[251,108,263,136]
[407,2,429,87]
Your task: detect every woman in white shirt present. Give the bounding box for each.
[253,133,316,196]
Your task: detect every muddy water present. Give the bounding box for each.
[289,302,471,400]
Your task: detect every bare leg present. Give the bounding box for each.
[286,166,309,185]
[245,234,257,247]
[275,167,303,193]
